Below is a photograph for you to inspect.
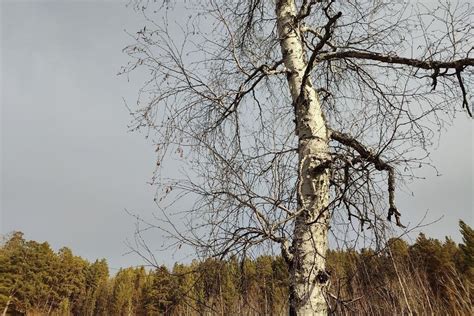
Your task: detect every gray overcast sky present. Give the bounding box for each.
[1,0,473,270]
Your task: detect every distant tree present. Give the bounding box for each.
[94,278,112,316]
[78,259,109,316]
[0,232,26,315]
[131,266,147,315]
[458,220,474,304]
[1,229,472,314]
[140,270,159,315]
[141,265,181,315]
[387,238,410,259]
[0,232,61,314]
[110,268,136,316]
[123,0,473,313]
[53,247,88,314]
[408,232,466,309]
[459,220,474,272]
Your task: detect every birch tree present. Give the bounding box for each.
[122,0,473,314]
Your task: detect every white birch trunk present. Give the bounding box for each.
[276,1,331,315]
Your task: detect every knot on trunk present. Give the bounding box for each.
[309,157,332,176]
[316,269,330,284]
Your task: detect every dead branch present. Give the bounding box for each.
[330,130,405,228]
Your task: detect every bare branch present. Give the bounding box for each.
[319,50,474,71]
[330,130,405,228]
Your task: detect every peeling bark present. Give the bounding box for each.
[276,1,331,314]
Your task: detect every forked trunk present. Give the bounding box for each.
[276,1,331,315]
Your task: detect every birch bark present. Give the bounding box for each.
[276,1,331,315]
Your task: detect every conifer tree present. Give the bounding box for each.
[459,220,474,273]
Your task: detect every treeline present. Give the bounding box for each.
[1,221,473,315]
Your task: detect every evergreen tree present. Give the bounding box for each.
[110,268,135,315]
[1,225,472,315]
[53,247,88,315]
[78,259,109,315]
[459,220,474,273]
[0,232,26,314]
